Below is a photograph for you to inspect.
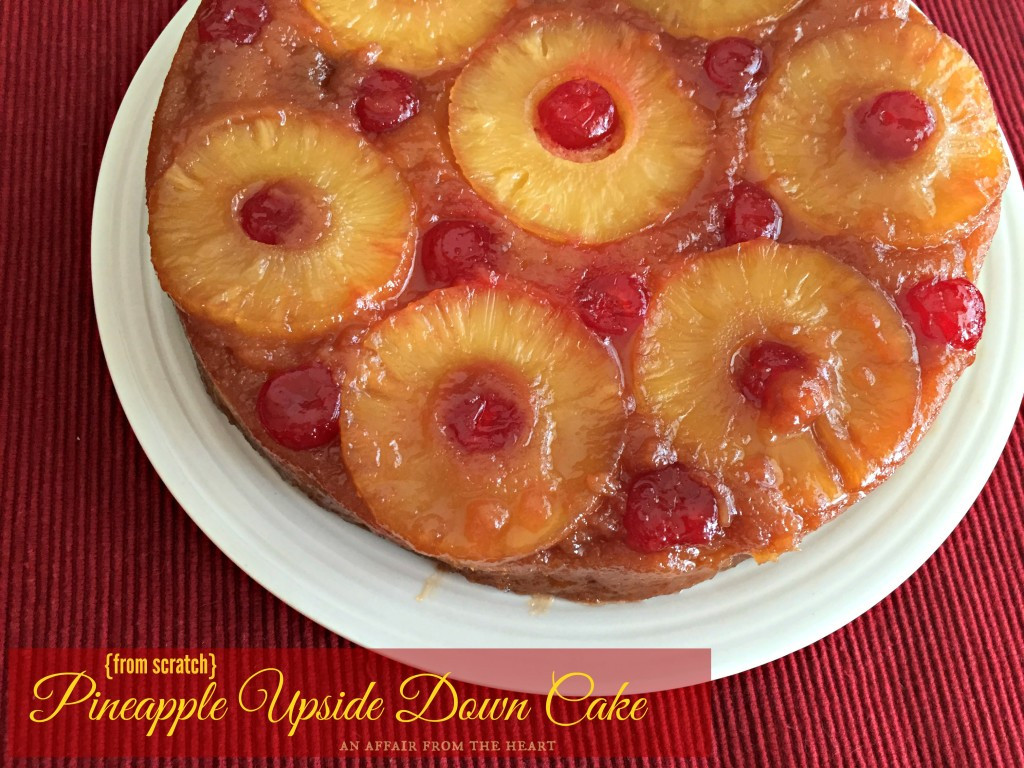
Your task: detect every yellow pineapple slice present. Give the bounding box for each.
[634,241,920,517]
[342,283,627,564]
[751,19,1009,248]
[449,15,712,244]
[300,0,512,73]
[628,0,807,39]
[149,112,415,340]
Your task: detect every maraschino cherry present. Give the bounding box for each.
[623,465,722,553]
[538,79,619,151]
[723,183,783,245]
[355,69,421,133]
[906,277,986,351]
[704,37,765,95]
[737,341,807,403]
[735,341,829,432]
[438,375,526,454]
[421,220,498,284]
[239,182,320,246]
[855,91,936,161]
[257,364,341,451]
[574,272,649,336]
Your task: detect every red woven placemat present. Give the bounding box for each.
[1,1,1021,765]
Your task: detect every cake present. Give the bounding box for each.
[146,0,1009,601]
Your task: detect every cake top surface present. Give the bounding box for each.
[146,0,1008,600]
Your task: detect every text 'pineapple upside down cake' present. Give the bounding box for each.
[147,0,1009,601]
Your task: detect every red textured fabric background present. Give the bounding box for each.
[1,1,1022,765]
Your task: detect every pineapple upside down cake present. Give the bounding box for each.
[147,0,1009,601]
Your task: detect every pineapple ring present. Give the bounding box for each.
[628,0,806,39]
[449,16,712,245]
[751,19,1009,248]
[149,113,415,340]
[300,0,513,74]
[341,284,627,564]
[635,241,921,517]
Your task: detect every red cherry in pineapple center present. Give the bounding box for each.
[257,364,341,451]
[239,181,328,247]
[623,465,721,553]
[537,79,619,151]
[574,272,649,336]
[421,220,498,284]
[197,0,270,45]
[906,277,986,351]
[355,69,421,133]
[736,341,807,403]
[436,370,528,454]
[855,90,936,161]
[735,340,829,432]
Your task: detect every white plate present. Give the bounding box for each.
[93,0,1024,694]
